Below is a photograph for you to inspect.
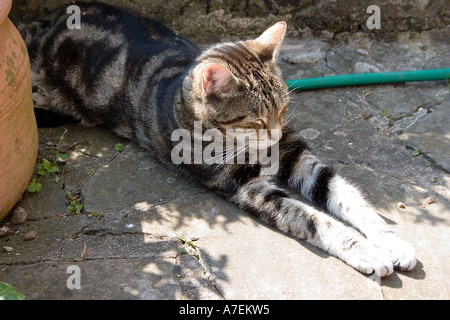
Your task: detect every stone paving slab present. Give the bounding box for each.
[400,96,450,172]
[1,29,449,300]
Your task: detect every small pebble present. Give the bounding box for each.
[425,197,435,204]
[166,177,175,184]
[3,246,13,252]
[299,128,320,140]
[11,206,28,224]
[0,226,13,237]
[356,48,369,55]
[24,230,38,241]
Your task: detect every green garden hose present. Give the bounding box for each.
[285,68,450,91]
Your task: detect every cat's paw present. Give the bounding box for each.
[32,92,52,110]
[370,233,416,271]
[344,241,394,277]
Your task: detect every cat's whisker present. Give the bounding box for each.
[283,86,299,97]
[224,143,249,163]
[282,99,301,127]
[203,140,248,164]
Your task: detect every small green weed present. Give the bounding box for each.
[88,211,104,221]
[27,156,63,192]
[26,128,87,193]
[176,233,200,260]
[115,143,124,152]
[27,178,42,193]
[37,158,59,176]
[50,149,68,162]
[65,191,83,215]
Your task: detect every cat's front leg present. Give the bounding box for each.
[230,176,394,277]
[277,129,416,271]
[326,175,417,271]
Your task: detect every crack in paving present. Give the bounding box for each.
[77,224,223,296]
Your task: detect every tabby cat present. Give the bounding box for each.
[19,2,416,277]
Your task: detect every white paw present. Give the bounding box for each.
[32,92,52,109]
[370,233,417,271]
[342,240,394,277]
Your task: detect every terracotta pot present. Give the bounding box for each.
[0,0,38,222]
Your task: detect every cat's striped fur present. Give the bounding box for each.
[20,2,416,277]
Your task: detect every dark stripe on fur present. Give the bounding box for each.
[310,166,335,209]
[232,165,261,187]
[220,115,247,124]
[306,216,317,239]
[277,128,310,181]
[200,51,252,83]
[263,189,288,210]
[240,200,278,227]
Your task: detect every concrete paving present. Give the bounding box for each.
[1,28,449,300]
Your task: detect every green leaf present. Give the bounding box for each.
[58,153,68,161]
[50,150,68,161]
[46,166,59,173]
[40,158,59,173]
[115,143,123,152]
[37,163,46,176]
[178,247,188,254]
[0,282,25,300]
[27,179,42,193]
[41,158,53,170]
[412,149,420,156]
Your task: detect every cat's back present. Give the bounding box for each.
[20,2,201,131]
[22,2,199,64]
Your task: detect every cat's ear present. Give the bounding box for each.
[202,64,239,97]
[250,21,286,62]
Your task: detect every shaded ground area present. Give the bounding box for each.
[1,28,449,299]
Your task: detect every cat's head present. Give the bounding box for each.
[188,22,289,149]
